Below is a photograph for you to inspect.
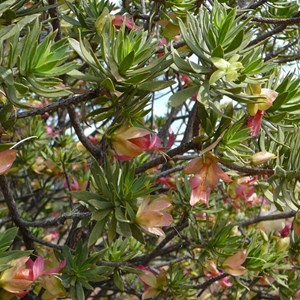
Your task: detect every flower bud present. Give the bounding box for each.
[276,237,290,252]
[251,151,276,165]
[246,83,261,95]
[247,103,259,116]
[257,96,273,111]
[293,212,300,237]
[76,142,86,152]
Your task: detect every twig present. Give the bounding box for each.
[249,11,300,47]
[67,105,103,159]
[136,140,200,174]
[48,0,62,41]
[238,211,296,227]
[14,90,99,120]
[0,175,35,250]
[137,219,189,265]
[246,0,269,10]
[251,16,300,25]
[196,273,229,296]
[221,161,300,180]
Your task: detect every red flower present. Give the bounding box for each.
[136,195,173,237]
[184,153,231,206]
[247,110,264,137]
[112,15,142,30]
[111,126,174,160]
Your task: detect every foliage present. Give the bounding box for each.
[0,0,299,299]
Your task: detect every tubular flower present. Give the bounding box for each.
[0,256,66,297]
[136,195,173,237]
[189,175,211,206]
[111,126,174,160]
[222,250,247,276]
[209,54,243,84]
[0,149,17,175]
[184,153,231,206]
[112,15,142,30]
[138,267,168,300]
[204,260,232,287]
[0,257,34,297]
[247,85,278,117]
[251,151,276,165]
[246,86,278,136]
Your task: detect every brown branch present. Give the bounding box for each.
[238,211,296,227]
[0,175,35,250]
[249,11,300,47]
[246,0,269,10]
[48,0,62,41]
[182,102,198,144]
[275,53,300,63]
[196,273,229,296]
[133,219,189,265]
[135,140,200,174]
[252,16,300,25]
[67,105,103,159]
[0,206,90,228]
[221,162,300,181]
[14,90,99,120]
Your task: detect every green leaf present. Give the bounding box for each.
[75,282,85,300]
[26,77,71,97]
[101,78,115,91]
[95,7,110,37]
[0,227,18,253]
[219,8,236,44]
[119,50,135,74]
[169,86,199,107]
[211,45,224,58]
[0,143,15,151]
[0,0,18,16]
[138,80,175,92]
[113,270,124,291]
[88,220,106,247]
[225,30,244,53]
[265,112,287,123]
[172,47,210,74]
[0,250,32,266]
[69,37,95,67]
[70,191,104,202]
[14,82,29,95]
[91,210,111,221]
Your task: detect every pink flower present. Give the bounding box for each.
[0,256,66,297]
[184,153,231,206]
[46,126,59,137]
[111,126,174,160]
[247,88,278,136]
[222,250,247,276]
[63,176,80,191]
[279,223,291,238]
[112,15,142,30]
[88,135,98,144]
[0,257,34,297]
[247,109,264,136]
[156,176,176,189]
[251,151,276,165]
[136,195,173,237]
[180,74,192,87]
[0,149,17,175]
[138,267,168,300]
[246,193,264,207]
[189,175,211,206]
[44,229,59,242]
[204,260,232,287]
